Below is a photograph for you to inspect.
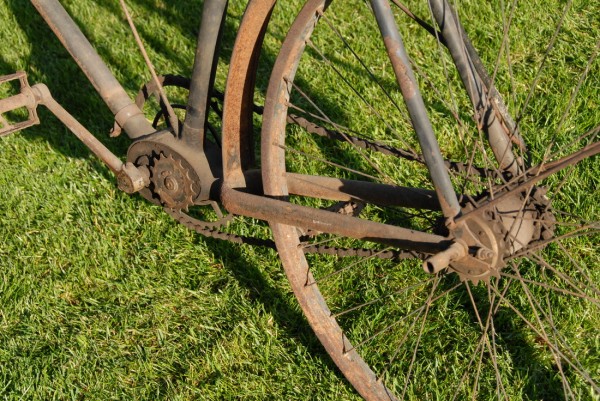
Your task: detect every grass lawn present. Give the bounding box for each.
[0,0,598,400]
[0,1,357,399]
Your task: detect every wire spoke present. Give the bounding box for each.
[331,276,435,318]
[277,143,382,182]
[345,280,462,353]
[450,279,503,401]
[555,38,600,135]
[515,0,573,124]
[400,276,440,399]
[320,13,408,121]
[510,264,594,394]
[545,293,577,401]
[488,284,600,393]
[309,247,394,285]
[526,252,600,299]
[511,224,600,259]
[499,272,599,305]
[555,241,600,295]
[304,40,419,160]
[285,80,404,185]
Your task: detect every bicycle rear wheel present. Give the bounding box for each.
[261,0,599,399]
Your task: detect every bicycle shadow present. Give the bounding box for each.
[439,275,569,400]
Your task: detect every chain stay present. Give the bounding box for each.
[141,80,493,262]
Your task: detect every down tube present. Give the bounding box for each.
[31,0,154,139]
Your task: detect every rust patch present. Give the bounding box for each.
[383,36,416,98]
[222,0,276,188]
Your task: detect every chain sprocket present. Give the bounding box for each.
[150,153,197,210]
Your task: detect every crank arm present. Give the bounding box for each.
[0,71,149,194]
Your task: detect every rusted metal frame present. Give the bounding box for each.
[221,185,449,253]
[30,0,154,139]
[286,173,441,210]
[240,170,442,210]
[370,0,462,221]
[221,0,277,188]
[428,0,520,176]
[181,0,229,147]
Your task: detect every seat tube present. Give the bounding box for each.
[181,0,229,148]
[370,0,462,221]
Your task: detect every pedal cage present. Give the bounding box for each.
[0,71,40,137]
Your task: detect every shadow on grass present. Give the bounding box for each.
[450,276,569,400]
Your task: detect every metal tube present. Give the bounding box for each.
[428,0,519,175]
[31,0,154,139]
[422,241,466,273]
[370,0,462,220]
[181,0,228,147]
[221,185,449,253]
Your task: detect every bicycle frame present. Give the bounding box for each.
[31,0,228,144]
[223,0,454,256]
[19,0,517,268]
[3,2,597,400]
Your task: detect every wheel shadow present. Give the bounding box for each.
[442,275,570,400]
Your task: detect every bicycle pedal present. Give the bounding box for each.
[0,71,40,137]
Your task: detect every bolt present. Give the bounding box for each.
[476,247,495,260]
[164,176,178,191]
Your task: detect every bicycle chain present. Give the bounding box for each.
[216,90,500,180]
[287,113,501,180]
[156,91,496,261]
[164,205,421,260]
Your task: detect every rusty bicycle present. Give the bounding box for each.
[1,0,598,399]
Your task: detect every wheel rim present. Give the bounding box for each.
[261,0,599,399]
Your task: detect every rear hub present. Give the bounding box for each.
[443,186,555,284]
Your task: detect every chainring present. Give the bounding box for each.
[150,152,196,210]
